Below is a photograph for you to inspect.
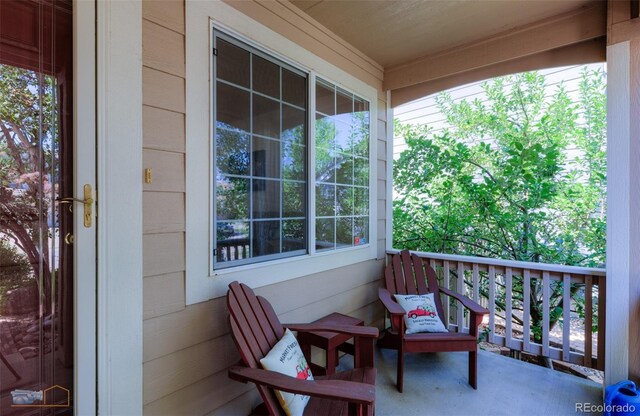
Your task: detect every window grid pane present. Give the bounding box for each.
[213,32,308,268]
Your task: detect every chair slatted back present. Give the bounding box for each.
[227,281,285,415]
[385,251,445,321]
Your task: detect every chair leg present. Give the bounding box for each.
[397,343,404,393]
[469,350,477,389]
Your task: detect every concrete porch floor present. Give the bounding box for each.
[373,348,602,415]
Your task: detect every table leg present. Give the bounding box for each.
[326,347,338,376]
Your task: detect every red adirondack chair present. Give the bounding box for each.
[227,281,378,416]
[377,251,488,392]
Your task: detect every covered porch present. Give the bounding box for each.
[82,0,640,414]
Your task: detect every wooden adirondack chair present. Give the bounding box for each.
[377,250,489,392]
[227,281,378,416]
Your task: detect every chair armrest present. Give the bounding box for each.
[378,287,405,316]
[439,287,488,315]
[228,366,375,405]
[285,324,378,338]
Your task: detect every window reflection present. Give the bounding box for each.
[216,82,250,132]
[283,181,305,218]
[216,176,249,220]
[216,221,250,262]
[336,186,354,216]
[212,33,371,268]
[283,142,305,181]
[253,94,280,138]
[316,81,335,115]
[283,219,305,252]
[316,218,335,251]
[252,137,280,178]
[337,217,354,247]
[282,104,305,145]
[216,130,249,176]
[253,55,279,99]
[253,220,280,256]
[314,78,370,251]
[316,183,335,217]
[283,69,306,108]
[252,179,280,219]
[216,39,250,88]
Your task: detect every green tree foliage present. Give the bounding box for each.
[0,64,57,307]
[394,69,606,343]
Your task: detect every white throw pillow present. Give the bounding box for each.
[394,293,448,334]
[259,329,313,416]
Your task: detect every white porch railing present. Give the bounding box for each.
[387,250,606,370]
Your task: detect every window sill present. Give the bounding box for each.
[203,244,376,301]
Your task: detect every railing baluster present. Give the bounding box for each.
[597,276,606,371]
[562,273,571,362]
[444,260,450,328]
[473,263,479,303]
[505,267,513,349]
[457,262,465,332]
[584,275,593,368]
[542,271,550,357]
[523,269,531,353]
[489,265,495,344]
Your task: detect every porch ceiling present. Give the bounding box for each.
[290,0,600,68]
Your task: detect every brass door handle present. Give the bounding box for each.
[57,197,92,204]
[55,184,94,228]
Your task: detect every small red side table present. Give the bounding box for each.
[297,312,364,376]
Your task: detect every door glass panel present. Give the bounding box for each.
[0,0,74,412]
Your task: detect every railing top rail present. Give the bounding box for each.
[387,249,606,277]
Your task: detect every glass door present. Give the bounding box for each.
[0,0,74,413]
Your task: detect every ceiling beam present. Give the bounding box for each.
[607,0,640,46]
[383,2,607,92]
[391,37,606,108]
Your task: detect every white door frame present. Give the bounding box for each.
[73,1,96,414]
[95,1,143,415]
[74,1,143,414]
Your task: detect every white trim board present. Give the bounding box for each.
[96,1,143,414]
[605,41,631,386]
[385,90,394,252]
[185,0,378,304]
[73,0,97,413]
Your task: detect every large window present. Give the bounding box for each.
[212,30,371,270]
[213,32,308,268]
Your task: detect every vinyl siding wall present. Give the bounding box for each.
[141,1,388,414]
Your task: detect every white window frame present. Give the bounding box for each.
[185,0,377,304]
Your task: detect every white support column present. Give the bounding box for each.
[605,41,632,386]
[96,0,143,414]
